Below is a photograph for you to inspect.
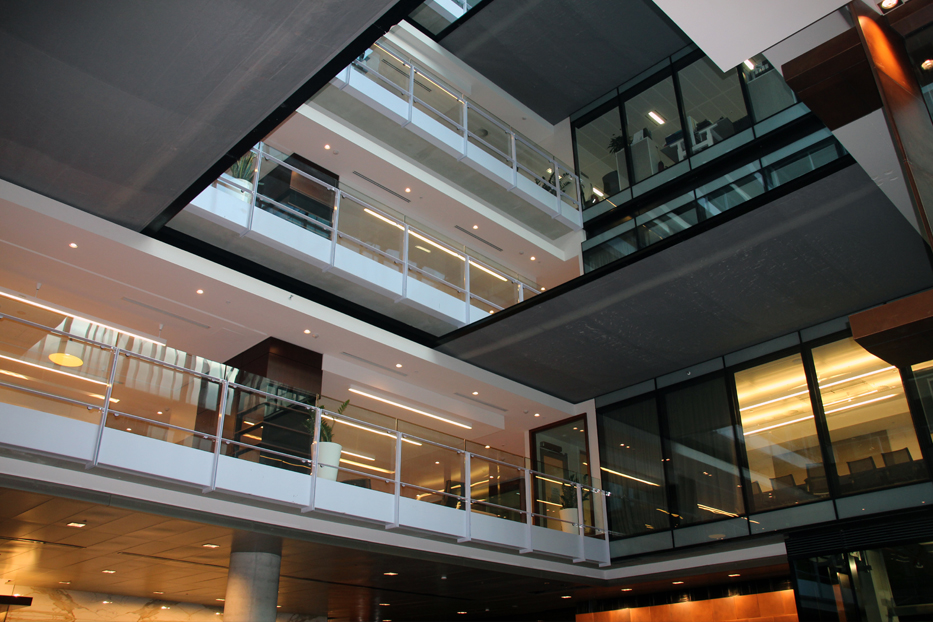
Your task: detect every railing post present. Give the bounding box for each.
[509,133,518,190]
[301,406,323,513]
[552,157,562,218]
[406,64,415,126]
[387,430,402,529]
[88,347,120,469]
[463,255,471,324]
[400,223,410,302]
[573,482,585,563]
[520,468,533,554]
[205,380,228,493]
[458,451,472,543]
[599,489,612,567]
[460,101,469,161]
[327,191,341,271]
[242,145,260,237]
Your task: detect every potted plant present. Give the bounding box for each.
[224,152,256,195]
[304,398,349,481]
[558,474,591,534]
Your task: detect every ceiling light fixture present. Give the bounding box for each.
[395,363,403,368]
[341,449,375,461]
[384,572,398,576]
[324,144,331,150]
[102,570,116,574]
[0,355,108,385]
[103,600,112,604]
[153,591,163,595]
[469,260,508,282]
[672,581,684,585]
[202,543,220,549]
[534,413,540,417]
[743,59,756,71]
[729,573,741,577]
[404,188,411,193]
[472,225,478,229]
[216,598,225,601]
[379,603,390,606]
[364,208,405,231]
[48,352,84,367]
[621,588,632,592]
[923,59,933,71]
[196,289,204,295]
[66,521,86,528]
[880,0,900,9]
[592,188,605,198]
[0,369,28,380]
[601,466,660,487]
[349,388,472,429]
[69,243,78,248]
[409,230,464,259]
[648,111,666,125]
[472,391,478,395]
[529,256,536,261]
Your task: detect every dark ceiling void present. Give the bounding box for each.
[441,0,690,124]
[0,0,414,232]
[437,164,933,403]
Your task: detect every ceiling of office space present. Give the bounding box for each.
[440,0,690,124]
[437,164,933,403]
[0,0,407,232]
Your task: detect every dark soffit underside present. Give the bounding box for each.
[437,164,933,403]
[441,0,690,124]
[0,0,404,232]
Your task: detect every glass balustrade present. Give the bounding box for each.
[0,299,612,556]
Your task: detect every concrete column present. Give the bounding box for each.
[223,531,283,622]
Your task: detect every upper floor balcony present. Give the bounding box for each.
[316,40,583,239]
[0,290,611,567]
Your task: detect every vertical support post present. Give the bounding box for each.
[387,430,402,529]
[553,157,562,218]
[406,64,415,126]
[88,347,120,469]
[573,482,586,563]
[458,451,472,543]
[520,468,533,554]
[463,255,471,324]
[518,282,524,303]
[206,380,229,492]
[401,223,410,301]
[599,489,612,567]
[301,406,323,513]
[244,146,260,236]
[328,191,341,271]
[510,133,518,190]
[461,101,469,160]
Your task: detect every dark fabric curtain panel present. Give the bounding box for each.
[597,397,669,537]
[664,377,745,525]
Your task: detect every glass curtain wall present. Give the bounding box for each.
[735,354,827,513]
[663,376,745,525]
[738,55,797,123]
[625,76,684,184]
[532,418,591,530]
[574,106,628,206]
[677,57,750,155]
[596,397,668,537]
[811,338,925,495]
[909,359,933,444]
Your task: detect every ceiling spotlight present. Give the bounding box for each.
[728,573,741,577]
[379,603,390,606]
[69,242,78,248]
[304,329,311,334]
[530,256,536,261]
[395,363,403,368]
[621,588,632,592]
[59,581,71,585]
[592,187,605,198]
[157,411,163,415]
[196,289,204,294]
[405,187,411,193]
[880,0,900,9]
[103,601,112,604]
[672,581,684,585]
[216,598,225,602]
[324,144,331,150]
[485,445,490,449]
[66,521,87,528]
[457,612,467,615]
[540,286,546,291]
[153,591,164,595]
[648,111,666,125]
[202,543,220,549]
[534,413,540,417]
[743,59,756,71]
[102,570,116,574]
[472,225,478,229]
[472,391,478,395]
[561,596,572,599]
[384,572,398,576]
[922,59,933,71]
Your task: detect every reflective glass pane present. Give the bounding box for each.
[532,418,591,531]
[413,69,462,129]
[574,106,629,206]
[582,226,637,272]
[664,377,745,525]
[909,359,933,445]
[698,171,765,217]
[468,106,511,164]
[408,229,466,298]
[637,200,699,248]
[470,456,525,522]
[625,76,684,183]
[765,137,843,188]
[355,45,410,98]
[597,397,669,538]
[739,55,797,123]
[736,354,828,513]
[337,198,404,271]
[677,57,750,156]
[468,260,515,309]
[812,338,925,495]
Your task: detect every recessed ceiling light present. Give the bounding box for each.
[648,111,666,125]
[485,445,490,449]
[324,144,331,150]
[880,0,900,9]
[304,329,311,334]
[126,428,132,431]
[534,413,540,417]
[743,59,755,71]
[157,411,163,415]
[277,605,281,608]
[196,289,204,294]
[395,363,402,368]
[66,521,86,528]
[592,187,605,198]
[216,598,225,601]
[472,391,478,395]
[530,256,536,261]
[561,595,572,599]
[69,243,78,248]
[202,543,220,549]
[923,59,933,71]
[672,581,684,585]
[153,591,163,595]
[405,187,411,193]
[103,600,112,604]
[457,612,467,615]
[102,570,116,574]
[728,573,741,577]
[541,286,546,291]
[435,461,440,464]
[384,572,398,576]
[472,225,478,229]
[621,588,632,592]
[379,603,390,606]
[48,353,83,367]
[59,581,71,585]
[161,606,170,610]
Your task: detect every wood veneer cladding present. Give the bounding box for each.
[850,288,933,367]
[887,0,933,37]
[226,337,323,394]
[783,27,882,130]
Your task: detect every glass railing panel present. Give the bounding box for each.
[521,285,540,301]
[468,106,512,166]
[470,456,525,523]
[109,355,222,449]
[469,295,500,317]
[558,164,580,211]
[764,137,844,189]
[413,69,462,130]
[257,153,336,235]
[637,200,700,248]
[468,260,516,309]
[0,292,126,349]
[407,0,474,36]
[515,138,553,191]
[107,410,215,453]
[583,227,638,272]
[222,151,256,192]
[0,319,112,424]
[400,437,465,508]
[532,472,578,532]
[321,406,397,493]
[407,229,466,300]
[464,441,528,469]
[336,197,404,272]
[354,45,410,100]
[698,170,765,218]
[580,482,607,538]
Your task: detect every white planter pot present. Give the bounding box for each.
[559,507,578,534]
[316,442,343,481]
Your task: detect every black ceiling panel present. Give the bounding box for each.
[438,164,933,403]
[0,0,402,231]
[441,0,690,123]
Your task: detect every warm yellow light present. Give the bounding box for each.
[348,388,472,429]
[923,59,933,71]
[69,242,78,249]
[468,260,507,282]
[743,59,755,71]
[0,369,28,380]
[404,187,411,193]
[601,466,660,487]
[48,352,83,367]
[324,144,331,150]
[880,0,899,9]
[409,230,464,260]
[363,207,405,230]
[340,458,394,474]
[0,354,107,386]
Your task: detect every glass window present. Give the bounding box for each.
[664,377,745,525]
[909,359,933,445]
[624,76,684,184]
[532,418,592,531]
[677,57,750,156]
[812,338,925,495]
[736,354,828,513]
[597,398,668,538]
[738,55,797,123]
[574,106,629,206]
